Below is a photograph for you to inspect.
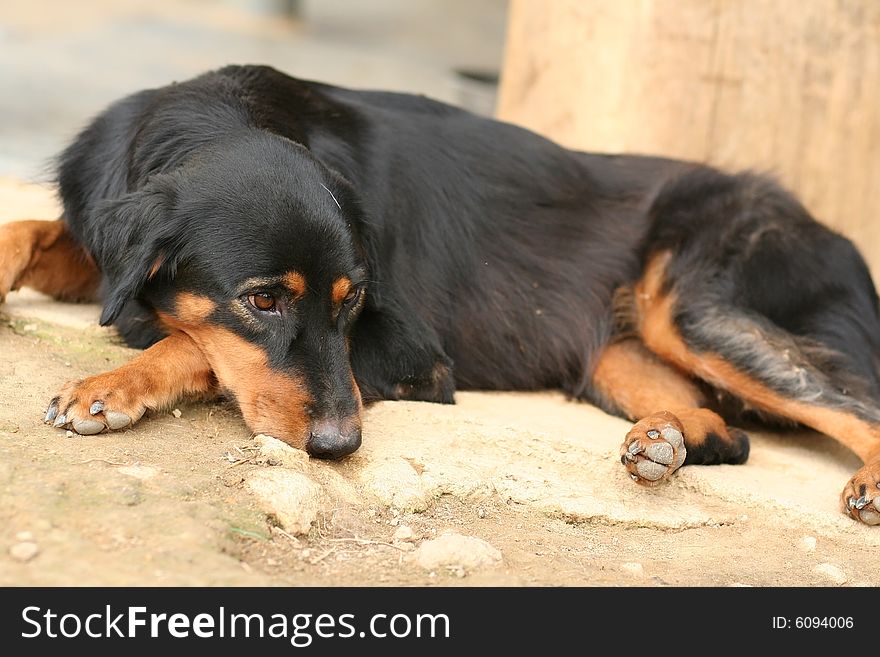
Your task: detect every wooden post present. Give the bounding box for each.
[497,0,880,278]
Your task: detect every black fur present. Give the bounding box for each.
[56,64,880,428]
[683,429,750,466]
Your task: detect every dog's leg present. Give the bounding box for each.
[591,338,749,486]
[46,331,216,434]
[637,252,880,525]
[0,219,99,302]
[350,305,455,404]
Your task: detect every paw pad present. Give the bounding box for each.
[620,411,687,487]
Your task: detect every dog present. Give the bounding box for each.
[2,64,879,525]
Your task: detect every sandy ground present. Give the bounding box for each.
[2,182,880,587]
[3,1,879,588]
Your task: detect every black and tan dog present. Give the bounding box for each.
[2,65,879,524]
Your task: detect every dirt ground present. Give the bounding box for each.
[3,181,880,588]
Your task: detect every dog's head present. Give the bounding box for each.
[97,133,366,458]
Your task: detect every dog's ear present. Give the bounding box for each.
[322,168,385,304]
[94,177,184,326]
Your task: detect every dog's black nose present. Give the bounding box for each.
[306,420,362,459]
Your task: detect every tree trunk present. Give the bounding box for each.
[497,0,880,278]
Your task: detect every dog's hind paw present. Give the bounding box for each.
[620,411,687,486]
[44,374,147,435]
[842,463,880,525]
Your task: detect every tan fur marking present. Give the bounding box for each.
[331,277,353,306]
[673,408,732,447]
[159,311,313,449]
[637,252,880,462]
[592,338,736,448]
[0,219,99,302]
[175,292,216,323]
[55,331,217,424]
[283,271,306,300]
[147,254,164,280]
[592,339,704,420]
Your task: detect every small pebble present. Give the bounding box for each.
[620,562,644,577]
[390,517,400,526]
[65,431,73,438]
[118,465,158,480]
[393,525,416,542]
[814,562,847,585]
[172,408,182,418]
[15,531,33,542]
[247,470,321,535]
[253,434,310,469]
[800,536,817,553]
[10,542,39,562]
[414,533,502,570]
[477,507,487,519]
[301,549,311,559]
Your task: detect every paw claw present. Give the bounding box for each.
[89,400,105,415]
[44,400,59,423]
[53,414,67,428]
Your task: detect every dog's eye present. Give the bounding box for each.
[247,292,278,313]
[343,287,362,307]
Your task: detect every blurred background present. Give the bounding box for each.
[2,0,879,276]
[0,0,507,178]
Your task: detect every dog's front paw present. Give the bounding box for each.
[44,373,148,435]
[620,410,687,486]
[392,359,455,404]
[842,462,880,525]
